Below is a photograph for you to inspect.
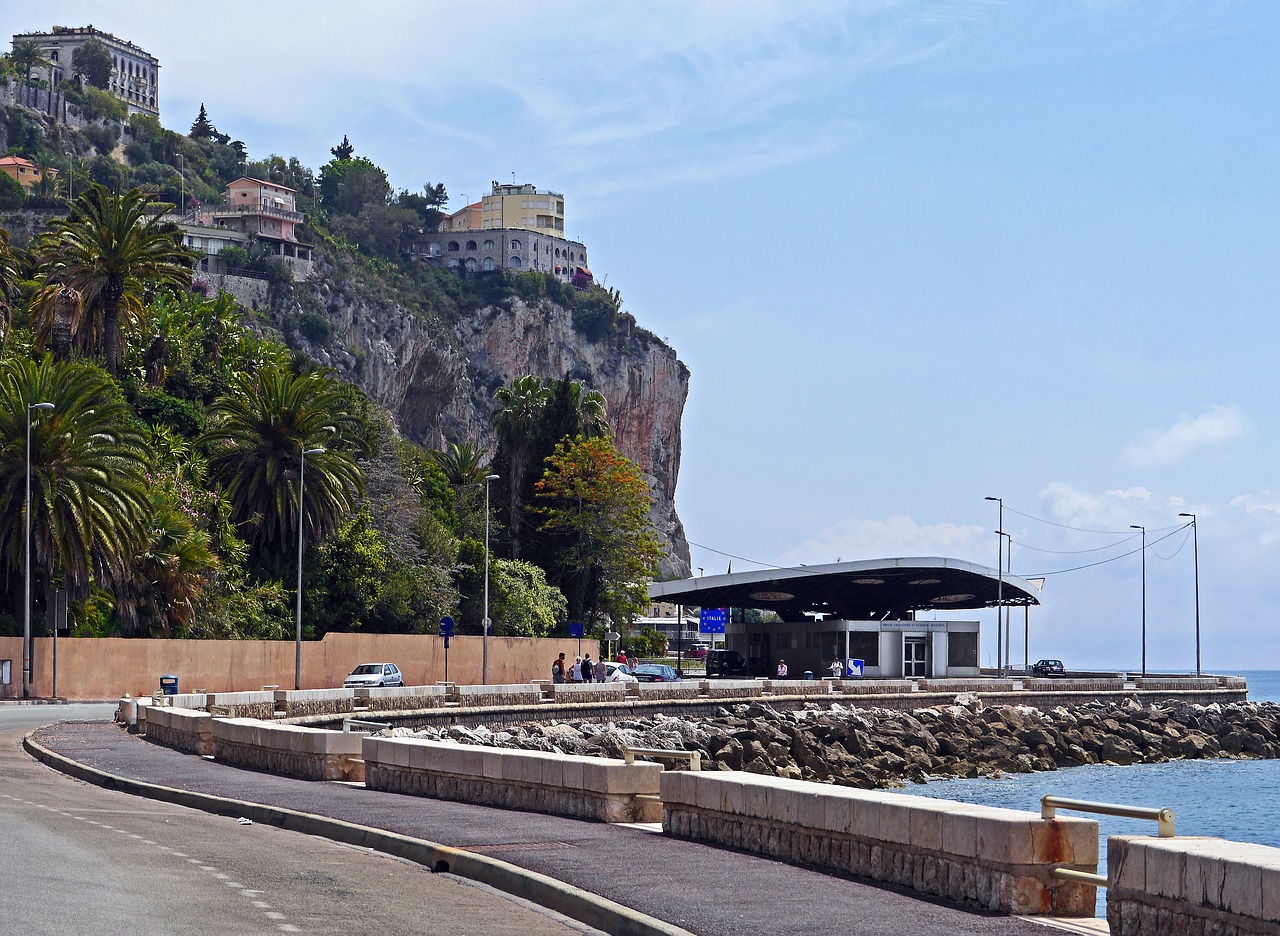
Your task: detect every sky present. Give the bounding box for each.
[20,2,1280,670]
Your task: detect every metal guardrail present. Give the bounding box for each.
[1042,794,1176,889]
[624,747,701,771]
[342,718,392,734]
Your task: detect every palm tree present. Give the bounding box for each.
[492,375,550,552]
[430,441,489,486]
[0,354,151,604]
[8,40,50,93]
[34,184,195,374]
[0,227,22,341]
[204,365,364,563]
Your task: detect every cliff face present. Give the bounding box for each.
[262,273,692,578]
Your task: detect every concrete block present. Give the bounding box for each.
[562,755,585,791]
[696,775,723,811]
[1142,840,1186,900]
[878,800,912,845]
[539,754,565,788]
[1109,837,1146,893]
[851,797,882,840]
[719,776,746,816]
[742,776,770,820]
[659,769,687,804]
[941,807,979,859]
[482,749,506,780]
[581,759,609,792]
[909,805,944,852]
[798,789,827,831]
[766,783,797,825]
[1221,853,1265,919]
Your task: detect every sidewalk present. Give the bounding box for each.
[33,720,1088,936]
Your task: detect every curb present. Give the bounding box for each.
[24,734,692,936]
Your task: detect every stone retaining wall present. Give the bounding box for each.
[551,683,628,703]
[211,718,363,781]
[274,688,355,718]
[456,683,543,707]
[661,770,1099,916]
[362,685,454,712]
[207,691,276,719]
[143,706,213,756]
[362,736,662,823]
[1107,835,1280,935]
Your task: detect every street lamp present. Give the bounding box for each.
[65,151,73,202]
[996,530,1012,672]
[295,446,325,691]
[985,496,1004,675]
[1179,512,1201,677]
[482,473,500,685]
[25,402,54,699]
[1131,524,1147,677]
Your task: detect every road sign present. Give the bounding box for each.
[439,616,455,637]
[605,631,621,642]
[568,622,585,638]
[699,608,727,633]
[847,659,864,678]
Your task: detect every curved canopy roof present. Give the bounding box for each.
[648,557,1042,623]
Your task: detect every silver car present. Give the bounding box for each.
[343,662,404,688]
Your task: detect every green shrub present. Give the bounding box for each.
[82,121,120,154]
[0,173,24,209]
[298,311,331,343]
[134,390,205,437]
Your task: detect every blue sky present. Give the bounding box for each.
[26,2,1280,669]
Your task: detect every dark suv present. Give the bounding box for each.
[705,649,748,678]
[1031,659,1065,677]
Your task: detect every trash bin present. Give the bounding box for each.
[160,674,178,696]
[803,670,815,680]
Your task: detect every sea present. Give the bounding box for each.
[903,670,1280,916]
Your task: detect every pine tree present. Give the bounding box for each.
[330,135,355,160]
[189,104,215,140]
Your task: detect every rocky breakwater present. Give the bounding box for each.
[394,698,1280,789]
[267,273,691,576]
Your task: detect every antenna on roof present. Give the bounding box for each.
[512,172,516,184]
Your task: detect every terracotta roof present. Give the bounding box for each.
[0,156,36,169]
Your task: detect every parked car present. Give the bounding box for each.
[1031,659,1066,678]
[633,663,683,682]
[705,649,748,678]
[343,662,404,688]
[604,662,638,683]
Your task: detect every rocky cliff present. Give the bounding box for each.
[251,267,691,578]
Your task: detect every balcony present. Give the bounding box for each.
[210,202,303,223]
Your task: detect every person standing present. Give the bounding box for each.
[552,653,567,684]
[595,657,607,682]
[571,656,583,682]
[776,659,788,679]
[829,658,844,679]
[581,653,594,682]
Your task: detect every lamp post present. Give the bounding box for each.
[985,496,1004,675]
[65,151,73,202]
[295,446,325,691]
[482,473,499,685]
[1131,524,1147,677]
[996,530,1012,672]
[1179,512,1201,677]
[25,402,54,699]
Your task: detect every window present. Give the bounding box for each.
[510,239,521,250]
[464,257,477,271]
[482,239,494,251]
[554,248,560,258]
[428,243,441,257]
[447,258,460,268]
[482,256,496,271]
[447,241,459,252]
[849,632,880,667]
[465,240,477,250]
[948,632,979,668]
[508,256,522,269]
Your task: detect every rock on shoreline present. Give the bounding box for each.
[391,698,1280,789]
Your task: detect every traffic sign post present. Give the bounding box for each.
[569,621,585,656]
[439,616,455,683]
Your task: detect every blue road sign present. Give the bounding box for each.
[569,621,585,638]
[847,659,864,678]
[699,608,727,633]
[439,616,455,637]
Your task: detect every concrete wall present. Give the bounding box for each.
[0,633,579,700]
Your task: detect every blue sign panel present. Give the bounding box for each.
[699,608,727,633]
[439,616,455,637]
[847,659,864,678]
[568,621,585,638]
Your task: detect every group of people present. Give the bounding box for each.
[550,650,633,684]
[774,658,855,679]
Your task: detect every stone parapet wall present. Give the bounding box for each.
[143,706,213,756]
[551,683,628,703]
[274,688,355,718]
[211,717,363,781]
[1107,835,1280,935]
[207,691,275,719]
[661,771,1098,917]
[456,683,543,707]
[362,685,454,712]
[362,737,662,823]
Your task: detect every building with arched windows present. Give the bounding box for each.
[12,25,160,119]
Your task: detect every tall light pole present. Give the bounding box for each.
[1131,524,1147,677]
[482,473,499,685]
[985,496,1004,675]
[295,446,325,691]
[996,530,1012,672]
[1179,512,1200,677]
[65,151,73,202]
[25,402,54,699]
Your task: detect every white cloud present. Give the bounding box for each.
[1231,492,1280,516]
[773,515,989,567]
[1124,405,1249,467]
[1106,486,1153,502]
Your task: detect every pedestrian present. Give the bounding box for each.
[571,656,583,682]
[581,653,594,682]
[617,650,628,666]
[776,659,788,679]
[551,652,566,684]
[595,657,607,682]
[829,658,844,679]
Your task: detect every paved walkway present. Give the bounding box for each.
[35,720,1091,936]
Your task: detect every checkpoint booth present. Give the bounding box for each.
[648,557,1042,679]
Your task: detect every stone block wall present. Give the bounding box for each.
[207,691,275,719]
[661,771,1098,916]
[274,688,355,718]
[211,717,363,781]
[1108,835,1280,935]
[362,737,662,823]
[143,706,213,756]
[550,683,628,703]
[362,685,454,712]
[456,683,544,707]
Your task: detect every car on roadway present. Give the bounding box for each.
[343,662,405,688]
[1031,659,1066,678]
[632,663,683,682]
[705,648,748,678]
[604,661,638,683]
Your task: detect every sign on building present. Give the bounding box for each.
[699,608,727,633]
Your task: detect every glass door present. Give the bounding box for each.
[904,636,928,677]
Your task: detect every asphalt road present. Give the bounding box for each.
[29,715,1071,936]
[0,705,597,936]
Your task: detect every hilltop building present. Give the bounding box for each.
[411,181,589,283]
[11,25,159,119]
[166,177,313,277]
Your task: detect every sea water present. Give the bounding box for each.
[902,670,1280,916]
